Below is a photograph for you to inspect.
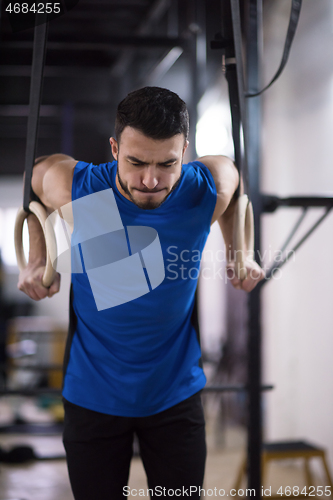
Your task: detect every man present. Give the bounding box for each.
[18,87,264,499]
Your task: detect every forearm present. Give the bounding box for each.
[18,212,61,299]
[27,213,46,265]
[218,193,237,262]
[218,169,249,262]
[217,170,244,261]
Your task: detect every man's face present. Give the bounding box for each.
[110,127,188,210]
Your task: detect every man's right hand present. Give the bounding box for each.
[17,262,61,301]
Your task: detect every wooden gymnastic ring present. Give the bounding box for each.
[233,194,254,280]
[14,201,57,288]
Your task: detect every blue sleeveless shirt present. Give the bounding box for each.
[62,160,217,416]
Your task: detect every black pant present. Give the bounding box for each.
[63,392,206,500]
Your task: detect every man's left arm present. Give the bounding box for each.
[197,155,265,292]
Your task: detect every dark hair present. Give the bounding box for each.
[115,87,189,143]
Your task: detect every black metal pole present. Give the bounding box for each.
[188,0,206,159]
[23,12,48,212]
[246,0,263,497]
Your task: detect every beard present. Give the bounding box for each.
[117,169,182,210]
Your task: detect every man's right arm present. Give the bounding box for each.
[31,154,77,211]
[17,154,77,300]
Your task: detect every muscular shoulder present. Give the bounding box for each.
[197,155,239,223]
[32,154,77,211]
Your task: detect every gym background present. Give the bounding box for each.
[0,0,332,498]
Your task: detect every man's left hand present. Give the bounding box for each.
[226,259,265,292]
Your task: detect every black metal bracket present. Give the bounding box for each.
[204,384,274,393]
[260,195,333,285]
[262,194,333,212]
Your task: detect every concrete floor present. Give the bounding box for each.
[0,404,331,499]
[0,431,245,500]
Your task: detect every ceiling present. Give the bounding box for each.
[0,0,223,176]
